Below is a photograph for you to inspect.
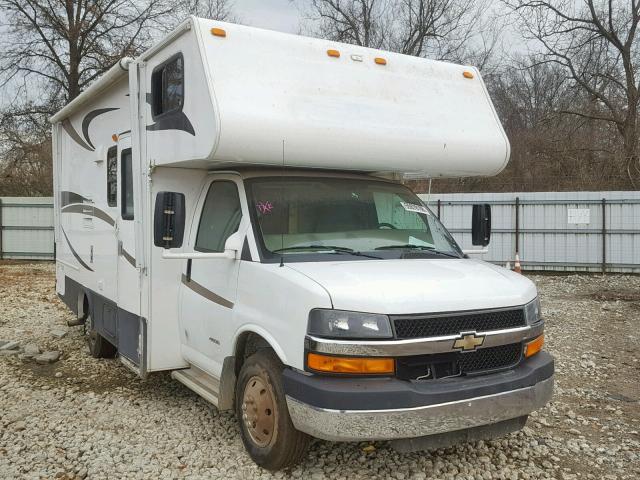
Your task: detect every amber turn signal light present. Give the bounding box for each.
[524,334,544,358]
[307,352,394,374]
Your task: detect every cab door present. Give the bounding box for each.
[115,135,142,365]
[179,177,244,376]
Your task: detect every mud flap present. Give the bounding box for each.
[118,312,147,378]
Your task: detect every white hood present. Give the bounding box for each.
[286,259,536,315]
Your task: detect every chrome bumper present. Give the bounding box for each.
[286,375,553,442]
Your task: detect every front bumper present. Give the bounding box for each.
[284,351,554,442]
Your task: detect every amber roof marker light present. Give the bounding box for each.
[374,57,387,65]
[463,70,474,79]
[211,27,227,38]
[327,49,341,58]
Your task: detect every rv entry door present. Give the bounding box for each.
[115,135,142,366]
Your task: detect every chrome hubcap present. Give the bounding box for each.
[242,375,276,447]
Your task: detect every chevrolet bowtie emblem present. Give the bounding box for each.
[453,332,485,351]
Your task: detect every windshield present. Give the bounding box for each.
[246,176,463,261]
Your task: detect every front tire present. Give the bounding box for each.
[86,314,117,358]
[235,349,310,470]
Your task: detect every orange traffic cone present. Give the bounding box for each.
[514,254,522,274]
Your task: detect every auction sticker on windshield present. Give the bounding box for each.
[401,202,431,215]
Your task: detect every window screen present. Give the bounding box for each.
[106,146,117,207]
[121,149,134,220]
[195,182,242,253]
[151,54,184,117]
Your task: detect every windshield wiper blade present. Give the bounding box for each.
[272,244,352,253]
[375,244,436,250]
[374,244,460,258]
[272,245,381,259]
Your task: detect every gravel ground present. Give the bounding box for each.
[0,262,638,480]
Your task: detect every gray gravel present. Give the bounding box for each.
[0,262,638,479]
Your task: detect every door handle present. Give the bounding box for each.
[186,258,192,282]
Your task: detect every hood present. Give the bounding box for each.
[286,259,536,314]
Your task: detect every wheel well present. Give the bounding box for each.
[77,292,90,321]
[234,332,273,375]
[221,332,283,412]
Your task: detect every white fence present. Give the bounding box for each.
[0,197,54,260]
[2,193,640,272]
[420,191,640,273]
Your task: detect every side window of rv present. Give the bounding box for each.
[195,181,242,253]
[121,149,134,220]
[151,54,184,117]
[106,146,117,207]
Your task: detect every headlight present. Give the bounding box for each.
[308,309,393,339]
[524,297,542,325]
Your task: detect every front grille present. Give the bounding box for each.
[396,343,523,380]
[458,343,522,373]
[392,308,525,339]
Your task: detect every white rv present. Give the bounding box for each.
[51,18,553,469]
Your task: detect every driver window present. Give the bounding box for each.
[195,181,242,253]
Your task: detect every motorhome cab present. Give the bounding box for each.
[51,18,554,469]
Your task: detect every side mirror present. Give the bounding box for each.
[154,192,186,249]
[224,231,243,258]
[471,204,491,246]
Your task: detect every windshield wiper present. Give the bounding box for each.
[272,245,381,259]
[374,244,460,258]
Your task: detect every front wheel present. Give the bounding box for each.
[235,349,310,470]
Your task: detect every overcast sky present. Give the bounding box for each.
[233,0,302,33]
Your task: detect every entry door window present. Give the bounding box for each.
[121,148,134,220]
[106,146,117,207]
[195,181,242,252]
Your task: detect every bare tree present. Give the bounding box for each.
[0,1,242,196]
[504,0,640,188]
[0,0,179,105]
[411,57,630,193]
[303,0,387,48]
[389,0,485,60]
[0,104,53,196]
[0,0,183,196]
[299,0,500,65]
[184,0,238,21]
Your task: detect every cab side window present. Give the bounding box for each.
[195,181,242,252]
[151,54,184,117]
[106,146,117,207]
